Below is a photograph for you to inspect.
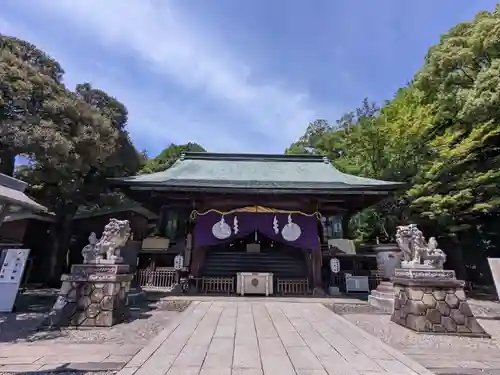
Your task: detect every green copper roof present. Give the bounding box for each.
[0,173,47,212]
[110,152,403,192]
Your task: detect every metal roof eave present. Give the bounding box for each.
[125,184,402,195]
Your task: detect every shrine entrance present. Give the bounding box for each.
[189,206,322,296]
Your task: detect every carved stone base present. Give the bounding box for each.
[368,281,395,312]
[391,274,490,337]
[43,264,133,328]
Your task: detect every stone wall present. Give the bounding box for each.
[391,278,489,337]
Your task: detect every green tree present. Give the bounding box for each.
[141,142,206,174]
[410,7,500,227]
[0,34,68,176]
[287,92,433,244]
[21,83,143,281]
[406,6,500,281]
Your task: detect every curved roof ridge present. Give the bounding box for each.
[183,152,327,163]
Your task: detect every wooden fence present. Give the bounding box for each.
[276,278,310,295]
[137,268,177,291]
[201,277,235,295]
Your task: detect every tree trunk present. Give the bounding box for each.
[48,207,77,286]
[441,233,468,281]
[0,150,16,176]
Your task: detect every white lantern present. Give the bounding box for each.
[329,258,340,273]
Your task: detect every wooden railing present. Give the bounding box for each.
[276,278,310,295]
[201,277,235,295]
[137,268,177,291]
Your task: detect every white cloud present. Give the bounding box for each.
[15,0,323,152]
[0,14,265,154]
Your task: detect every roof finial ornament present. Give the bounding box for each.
[322,156,329,164]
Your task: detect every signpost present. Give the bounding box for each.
[488,258,500,301]
[174,254,184,271]
[329,257,341,296]
[0,248,30,312]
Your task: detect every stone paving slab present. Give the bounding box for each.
[0,342,140,372]
[119,301,435,375]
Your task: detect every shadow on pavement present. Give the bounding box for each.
[0,289,159,343]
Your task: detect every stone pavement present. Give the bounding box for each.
[119,301,434,375]
[0,342,141,373]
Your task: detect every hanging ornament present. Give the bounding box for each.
[233,215,239,234]
[281,214,301,242]
[273,215,279,234]
[212,215,232,239]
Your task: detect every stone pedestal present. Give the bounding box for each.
[368,281,396,312]
[391,268,490,337]
[368,244,401,312]
[43,264,133,328]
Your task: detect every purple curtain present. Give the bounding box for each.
[194,211,319,250]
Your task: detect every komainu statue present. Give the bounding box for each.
[81,218,131,264]
[81,232,98,263]
[395,224,446,269]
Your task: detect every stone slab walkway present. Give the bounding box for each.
[0,342,140,373]
[119,301,434,375]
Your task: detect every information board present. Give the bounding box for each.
[0,248,30,312]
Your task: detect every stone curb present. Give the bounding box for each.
[165,295,368,304]
[116,301,200,375]
[322,304,436,375]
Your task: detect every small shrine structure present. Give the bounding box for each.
[110,152,403,295]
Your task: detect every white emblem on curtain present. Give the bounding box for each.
[233,216,239,234]
[281,214,301,242]
[212,215,232,239]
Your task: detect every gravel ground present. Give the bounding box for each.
[0,295,190,344]
[326,301,500,373]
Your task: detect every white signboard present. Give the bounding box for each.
[345,275,369,293]
[174,254,184,271]
[0,248,30,312]
[488,258,500,301]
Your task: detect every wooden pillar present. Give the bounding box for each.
[302,249,312,284]
[341,214,350,239]
[311,247,323,290]
[190,246,207,277]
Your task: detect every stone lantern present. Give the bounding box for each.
[368,243,401,311]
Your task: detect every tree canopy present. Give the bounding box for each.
[0,35,145,281]
[140,142,206,174]
[287,5,500,282]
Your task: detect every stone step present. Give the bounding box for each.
[368,293,394,312]
[370,289,394,299]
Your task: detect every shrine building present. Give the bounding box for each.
[110,152,402,295]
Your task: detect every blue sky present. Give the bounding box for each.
[1,1,497,157]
